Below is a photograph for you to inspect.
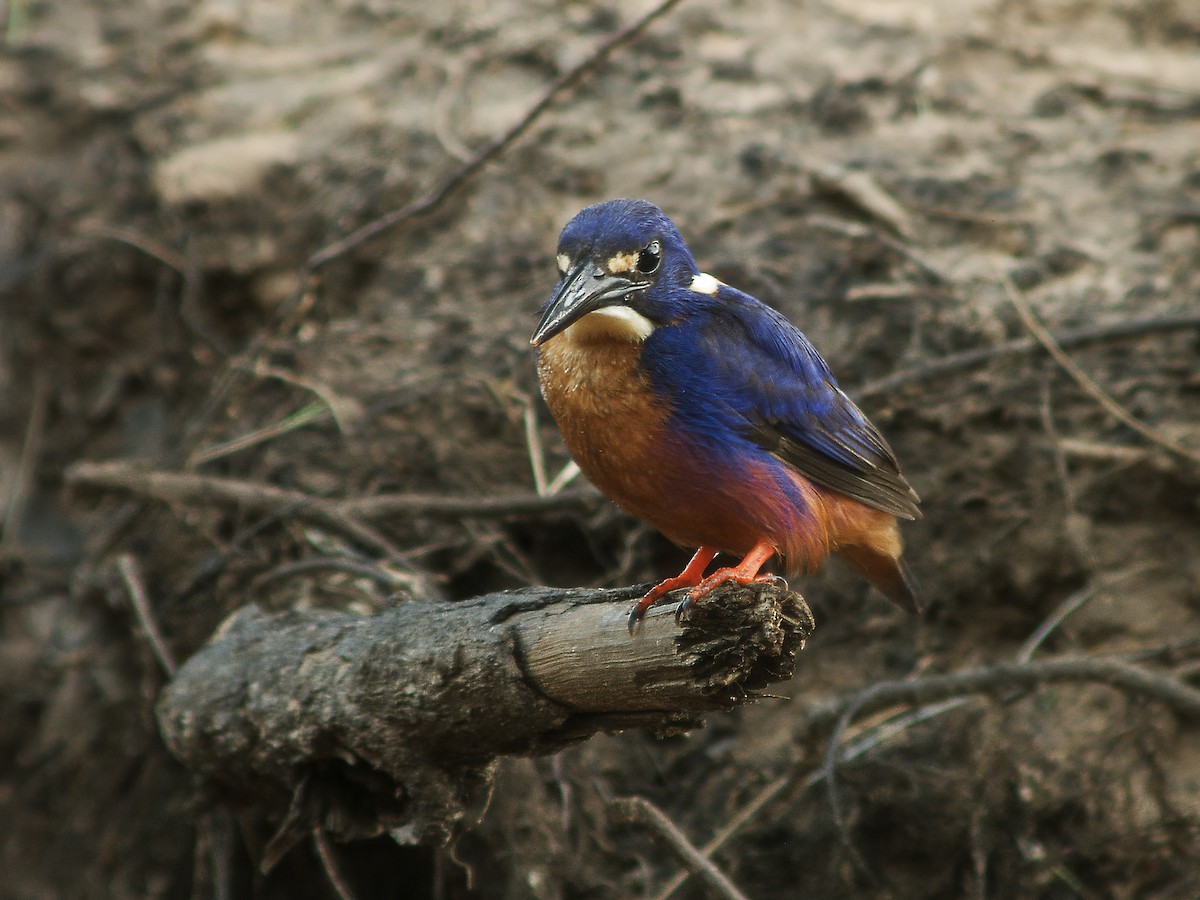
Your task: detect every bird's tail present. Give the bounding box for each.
[836,545,923,614]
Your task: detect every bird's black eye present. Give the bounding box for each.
[636,240,661,275]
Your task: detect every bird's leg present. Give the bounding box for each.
[627,546,719,633]
[674,539,781,624]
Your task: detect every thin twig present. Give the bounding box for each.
[852,312,1200,400]
[1016,587,1094,663]
[176,274,317,462]
[1038,380,1095,563]
[76,225,225,354]
[650,774,790,900]
[252,362,367,434]
[305,0,687,269]
[1018,566,1156,664]
[1039,381,1078,519]
[651,697,969,900]
[116,553,178,676]
[551,752,574,838]
[322,510,416,563]
[654,644,1200,899]
[806,161,915,238]
[806,213,947,284]
[0,370,48,547]
[431,56,477,164]
[71,461,587,573]
[187,401,332,467]
[250,555,410,591]
[1001,273,1200,465]
[193,810,236,900]
[1124,637,1200,665]
[66,461,596,520]
[820,656,1200,845]
[524,398,548,496]
[76,225,188,273]
[546,460,582,496]
[341,482,592,519]
[1056,438,1150,466]
[611,797,751,900]
[313,828,359,900]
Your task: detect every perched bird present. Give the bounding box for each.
[531,199,921,631]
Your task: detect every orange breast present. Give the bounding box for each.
[537,334,682,529]
[537,330,825,567]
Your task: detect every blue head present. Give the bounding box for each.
[531,199,700,347]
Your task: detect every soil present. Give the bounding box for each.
[3,0,1200,897]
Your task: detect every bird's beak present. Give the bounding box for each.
[530,261,645,347]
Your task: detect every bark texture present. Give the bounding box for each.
[156,582,812,860]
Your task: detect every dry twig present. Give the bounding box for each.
[250,555,410,592]
[187,401,333,467]
[650,694,969,900]
[819,656,1200,844]
[611,797,750,900]
[76,224,188,273]
[313,828,359,900]
[806,161,916,239]
[66,461,596,522]
[176,271,321,462]
[0,370,48,548]
[76,225,217,353]
[853,312,1200,400]
[1015,585,1094,663]
[654,650,1200,899]
[806,213,948,284]
[1001,273,1200,465]
[116,553,178,676]
[305,0,688,270]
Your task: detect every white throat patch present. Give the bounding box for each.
[564,305,656,344]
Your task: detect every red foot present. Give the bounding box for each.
[626,547,716,633]
[627,540,781,632]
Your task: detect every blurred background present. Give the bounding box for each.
[2,0,1199,896]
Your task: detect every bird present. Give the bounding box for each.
[531,199,922,632]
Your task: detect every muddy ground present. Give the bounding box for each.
[3,0,1200,897]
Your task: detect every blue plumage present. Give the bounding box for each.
[533,199,921,629]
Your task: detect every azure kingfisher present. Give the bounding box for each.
[531,199,921,632]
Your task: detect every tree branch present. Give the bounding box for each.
[155,582,812,865]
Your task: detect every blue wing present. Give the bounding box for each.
[654,285,921,520]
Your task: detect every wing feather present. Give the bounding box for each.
[695,288,921,520]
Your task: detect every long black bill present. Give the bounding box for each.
[530,261,645,347]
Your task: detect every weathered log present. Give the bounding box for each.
[156,582,812,862]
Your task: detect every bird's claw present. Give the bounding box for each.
[673,594,695,625]
[626,591,699,630]
[626,603,646,634]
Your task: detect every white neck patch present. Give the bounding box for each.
[689,272,723,295]
[563,305,656,344]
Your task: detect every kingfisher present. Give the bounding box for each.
[531,199,921,632]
